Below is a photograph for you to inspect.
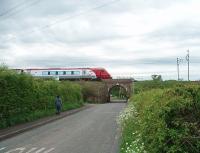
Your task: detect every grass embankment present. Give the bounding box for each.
[119,81,200,153]
[0,67,84,129]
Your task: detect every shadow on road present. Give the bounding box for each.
[109,100,127,103]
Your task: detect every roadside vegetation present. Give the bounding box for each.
[119,80,200,153]
[0,66,84,129]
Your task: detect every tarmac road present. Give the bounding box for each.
[0,103,125,153]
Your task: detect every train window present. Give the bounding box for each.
[56,71,58,75]
[63,71,66,75]
[42,71,49,75]
[74,71,80,75]
[58,71,63,75]
[50,71,56,75]
[71,71,74,75]
[83,70,86,75]
[65,71,71,75]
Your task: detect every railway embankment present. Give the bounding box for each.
[0,66,84,129]
[118,81,200,153]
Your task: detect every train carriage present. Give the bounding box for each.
[15,68,112,81]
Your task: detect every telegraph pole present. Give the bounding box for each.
[177,58,180,81]
[186,50,190,81]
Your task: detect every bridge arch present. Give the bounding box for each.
[103,79,133,103]
[108,84,128,102]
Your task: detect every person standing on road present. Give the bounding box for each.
[55,95,62,114]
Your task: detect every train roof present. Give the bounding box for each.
[14,67,107,71]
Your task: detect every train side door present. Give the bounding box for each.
[82,70,86,79]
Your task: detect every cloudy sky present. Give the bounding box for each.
[1,0,200,80]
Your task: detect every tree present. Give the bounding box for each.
[151,74,162,81]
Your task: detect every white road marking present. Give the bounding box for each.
[3,147,55,153]
[5,147,25,153]
[34,148,46,153]
[0,147,6,151]
[25,148,37,153]
[43,148,55,153]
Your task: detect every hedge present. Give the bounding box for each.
[119,81,200,153]
[0,67,83,129]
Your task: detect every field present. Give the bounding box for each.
[119,80,200,153]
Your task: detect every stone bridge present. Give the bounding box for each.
[77,79,133,103]
[103,79,133,102]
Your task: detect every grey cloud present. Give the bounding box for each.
[0,0,116,20]
[8,17,131,45]
[12,30,128,45]
[0,0,188,19]
[107,57,177,66]
[10,55,102,68]
[146,21,200,41]
[144,21,200,49]
[0,43,10,49]
[9,54,181,68]
[0,0,189,45]
[0,0,77,19]
[96,0,189,13]
[0,0,131,45]
[0,0,102,34]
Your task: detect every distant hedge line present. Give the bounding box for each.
[133,80,189,94]
[120,81,200,153]
[0,67,83,129]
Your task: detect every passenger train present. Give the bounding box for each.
[15,68,112,80]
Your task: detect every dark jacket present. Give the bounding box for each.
[55,97,62,107]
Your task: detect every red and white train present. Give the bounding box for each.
[15,67,112,80]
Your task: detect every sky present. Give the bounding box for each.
[1,0,200,80]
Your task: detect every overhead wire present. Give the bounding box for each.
[39,0,121,31]
[0,0,41,19]
[0,0,28,17]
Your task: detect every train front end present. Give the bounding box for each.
[89,68,112,80]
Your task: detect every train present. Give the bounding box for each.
[15,67,112,80]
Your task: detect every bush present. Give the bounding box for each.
[0,67,84,129]
[119,81,200,153]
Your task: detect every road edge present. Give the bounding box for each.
[0,104,93,142]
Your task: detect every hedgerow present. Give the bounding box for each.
[119,81,200,153]
[0,67,83,129]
